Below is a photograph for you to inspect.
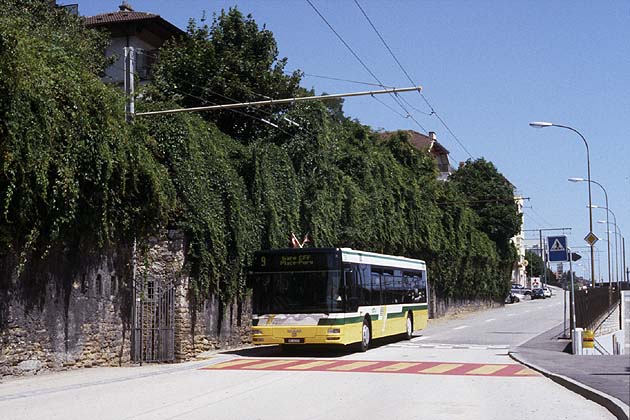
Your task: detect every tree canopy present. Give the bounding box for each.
[150,8,303,142]
[1,2,522,305]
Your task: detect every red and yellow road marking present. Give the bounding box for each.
[201,358,539,377]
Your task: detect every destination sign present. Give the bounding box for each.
[252,250,338,272]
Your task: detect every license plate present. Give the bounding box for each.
[285,338,304,344]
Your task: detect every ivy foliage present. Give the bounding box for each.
[1,2,521,305]
[0,2,174,267]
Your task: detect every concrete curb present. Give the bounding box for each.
[509,351,630,420]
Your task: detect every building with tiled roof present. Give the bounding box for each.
[380,130,453,181]
[84,1,184,84]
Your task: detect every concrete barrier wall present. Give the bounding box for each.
[622,291,630,355]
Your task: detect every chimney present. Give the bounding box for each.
[119,1,134,11]
[428,131,437,140]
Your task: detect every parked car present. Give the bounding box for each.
[511,284,531,296]
[542,286,552,298]
[531,288,545,299]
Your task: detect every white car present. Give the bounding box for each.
[542,287,552,298]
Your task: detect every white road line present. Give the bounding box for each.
[453,325,468,330]
[485,318,496,322]
[507,313,516,317]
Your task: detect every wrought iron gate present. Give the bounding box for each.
[132,275,175,363]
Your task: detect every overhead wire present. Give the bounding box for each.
[132,51,363,155]
[528,204,555,227]
[305,0,428,133]
[109,57,296,136]
[298,72,395,88]
[353,0,473,159]
[370,94,409,119]
[134,50,305,129]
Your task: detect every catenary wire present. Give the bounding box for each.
[353,0,473,159]
[299,72,395,88]
[305,0,428,133]
[109,60,295,136]
[133,50,303,128]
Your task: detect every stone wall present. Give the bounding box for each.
[0,233,251,378]
[428,281,501,319]
[138,232,251,362]
[0,249,133,377]
[432,296,501,319]
[174,285,252,360]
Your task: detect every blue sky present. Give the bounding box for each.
[74,0,629,283]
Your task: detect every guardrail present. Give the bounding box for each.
[573,287,620,332]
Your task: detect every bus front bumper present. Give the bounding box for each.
[251,325,358,346]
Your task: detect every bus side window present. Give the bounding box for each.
[371,270,381,305]
[381,270,395,304]
[403,271,422,303]
[344,267,359,312]
[418,272,427,303]
[392,273,404,304]
[358,265,371,307]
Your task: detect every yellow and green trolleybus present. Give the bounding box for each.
[250,247,428,351]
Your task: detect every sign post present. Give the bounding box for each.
[568,246,577,342]
[547,236,570,338]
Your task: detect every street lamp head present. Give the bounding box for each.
[529,121,554,128]
[597,220,607,224]
[568,177,586,183]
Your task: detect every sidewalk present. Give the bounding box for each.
[510,323,630,420]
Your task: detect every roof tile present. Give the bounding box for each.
[84,11,159,27]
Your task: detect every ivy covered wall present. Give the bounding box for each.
[0,2,522,324]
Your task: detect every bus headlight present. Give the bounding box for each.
[327,328,341,334]
[252,329,263,335]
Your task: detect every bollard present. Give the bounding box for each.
[582,330,595,355]
[572,328,583,355]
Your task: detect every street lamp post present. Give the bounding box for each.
[569,178,611,289]
[530,122,595,287]
[591,205,621,290]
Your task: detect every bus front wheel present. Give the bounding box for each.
[358,318,371,352]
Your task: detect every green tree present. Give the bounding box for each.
[150,8,303,142]
[525,250,544,277]
[449,159,521,254]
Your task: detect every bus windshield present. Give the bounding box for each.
[251,271,343,314]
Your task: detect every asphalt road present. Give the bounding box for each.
[0,288,614,420]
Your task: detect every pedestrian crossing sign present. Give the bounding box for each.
[547,235,569,262]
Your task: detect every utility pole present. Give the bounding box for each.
[540,230,547,286]
[124,46,135,122]
[124,46,139,363]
